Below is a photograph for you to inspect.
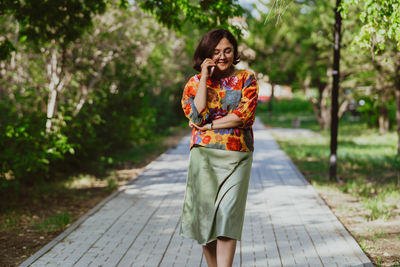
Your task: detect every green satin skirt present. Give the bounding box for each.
[179,146,253,246]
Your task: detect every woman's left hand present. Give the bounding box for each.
[189,121,209,131]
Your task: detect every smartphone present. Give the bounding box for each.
[209,66,215,76]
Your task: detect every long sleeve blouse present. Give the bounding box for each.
[181,69,259,152]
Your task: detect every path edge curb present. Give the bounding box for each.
[267,125,374,266]
[19,188,123,267]
[18,138,187,267]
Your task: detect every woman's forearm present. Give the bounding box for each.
[194,75,208,113]
[212,113,242,129]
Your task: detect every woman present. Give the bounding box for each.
[179,28,259,267]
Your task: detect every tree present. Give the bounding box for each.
[0,0,246,182]
[0,0,245,60]
[329,0,342,181]
[1,0,246,131]
[246,0,351,130]
[138,0,244,34]
[342,0,400,154]
[0,0,113,60]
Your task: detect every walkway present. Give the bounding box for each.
[20,118,373,267]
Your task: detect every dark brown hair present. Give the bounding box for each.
[193,28,240,72]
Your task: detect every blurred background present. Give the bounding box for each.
[0,0,399,265]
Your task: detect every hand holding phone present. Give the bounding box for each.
[201,57,218,78]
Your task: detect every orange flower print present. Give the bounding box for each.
[227,137,242,151]
[203,135,211,144]
[244,87,257,99]
[188,86,197,96]
[182,70,258,152]
[207,89,219,103]
[184,103,192,116]
[248,100,257,111]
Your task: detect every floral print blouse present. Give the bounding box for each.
[181,69,259,152]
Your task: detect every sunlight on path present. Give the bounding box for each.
[20,118,373,267]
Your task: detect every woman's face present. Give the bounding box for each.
[212,37,234,72]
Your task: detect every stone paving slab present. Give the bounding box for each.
[20,118,373,267]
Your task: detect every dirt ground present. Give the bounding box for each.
[0,187,115,266]
[1,127,190,267]
[314,184,400,266]
[268,127,400,266]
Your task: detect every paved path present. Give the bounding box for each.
[20,118,373,267]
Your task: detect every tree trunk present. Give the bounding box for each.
[268,83,275,113]
[329,0,342,182]
[46,48,60,134]
[304,73,330,129]
[45,47,70,134]
[395,69,400,155]
[317,84,325,119]
[396,88,400,155]
[321,85,331,130]
[378,104,389,134]
[73,50,114,116]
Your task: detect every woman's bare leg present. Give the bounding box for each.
[202,240,217,267]
[216,236,237,267]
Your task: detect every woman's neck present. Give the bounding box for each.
[211,66,235,80]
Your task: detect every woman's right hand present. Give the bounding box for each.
[200,58,216,78]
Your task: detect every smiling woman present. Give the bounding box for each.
[179,28,259,267]
[193,29,240,78]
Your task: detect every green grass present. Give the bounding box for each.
[110,123,188,166]
[372,229,385,241]
[105,177,119,190]
[3,213,19,229]
[362,197,397,221]
[35,210,71,232]
[112,138,169,165]
[257,95,320,131]
[257,95,400,221]
[359,238,373,251]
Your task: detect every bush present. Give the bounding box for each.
[0,109,73,186]
[256,95,314,114]
[357,96,396,129]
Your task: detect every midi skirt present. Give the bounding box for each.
[179,146,253,246]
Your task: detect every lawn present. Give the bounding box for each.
[257,94,400,266]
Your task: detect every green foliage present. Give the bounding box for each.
[0,108,74,185]
[256,96,319,130]
[248,0,399,134]
[0,0,244,59]
[362,197,397,221]
[0,0,110,58]
[0,38,15,60]
[341,0,400,51]
[105,177,118,190]
[0,4,200,184]
[3,214,19,229]
[138,0,244,35]
[246,1,338,87]
[357,96,396,128]
[35,210,71,232]
[359,238,373,251]
[257,94,314,114]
